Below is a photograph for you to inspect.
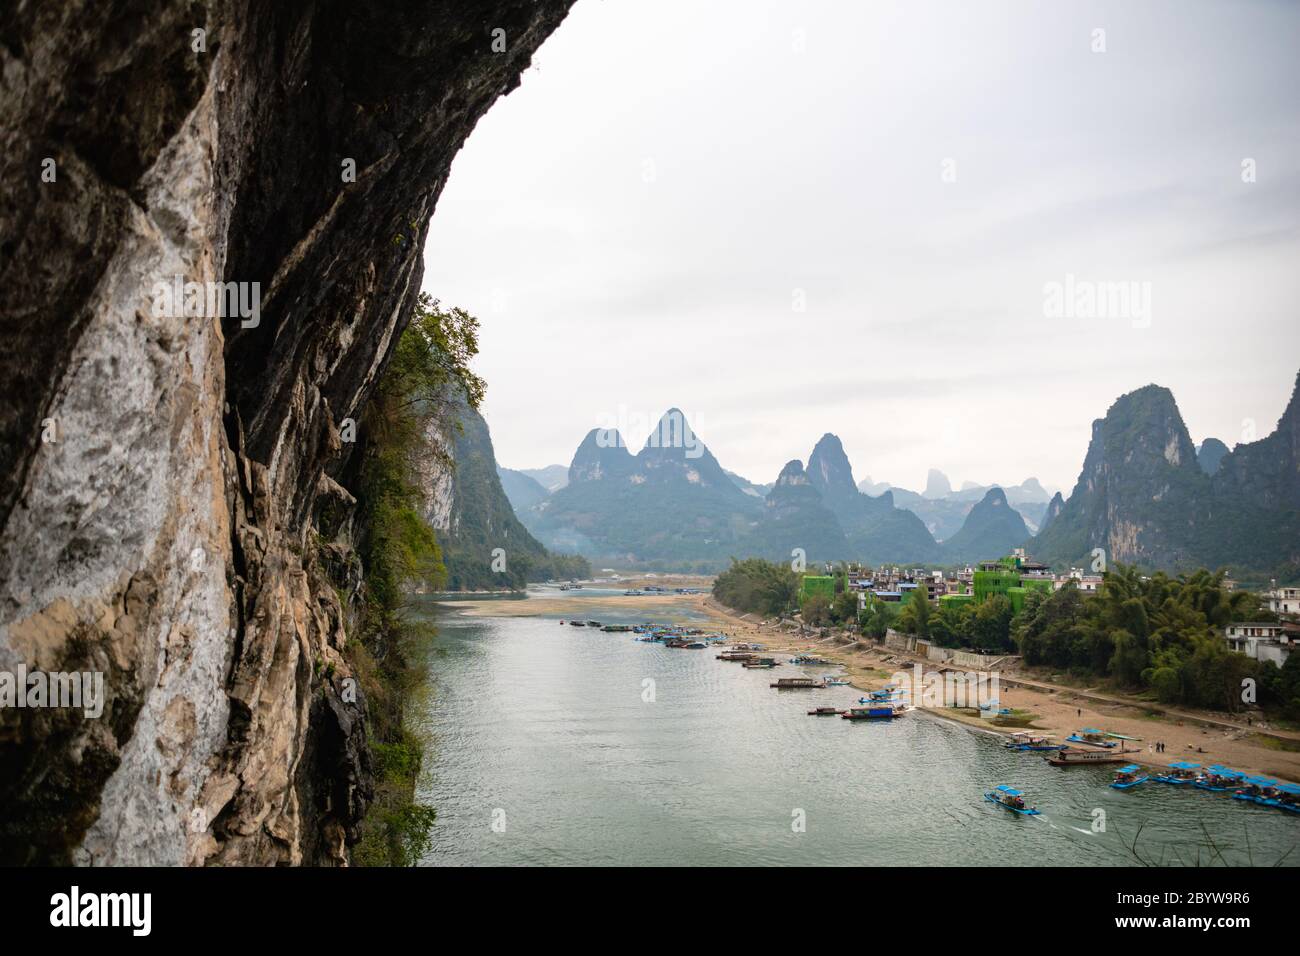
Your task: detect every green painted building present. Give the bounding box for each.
[799,575,836,606]
[973,568,1020,603]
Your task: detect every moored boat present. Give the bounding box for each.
[1110,764,1149,789]
[1066,728,1118,749]
[1005,732,1067,752]
[1044,747,1130,766]
[841,702,909,720]
[1194,765,1242,792]
[1232,775,1279,803]
[789,654,833,665]
[1153,761,1201,784]
[742,657,779,669]
[807,706,844,716]
[984,785,1040,815]
[822,677,850,687]
[771,677,822,689]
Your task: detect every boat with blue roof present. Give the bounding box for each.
[1066,728,1118,748]
[1154,761,1201,784]
[984,785,1040,815]
[1194,765,1243,792]
[1110,765,1148,789]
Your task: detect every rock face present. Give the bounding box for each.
[0,0,575,865]
[422,396,574,590]
[1034,375,1300,577]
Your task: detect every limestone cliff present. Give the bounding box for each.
[0,0,575,865]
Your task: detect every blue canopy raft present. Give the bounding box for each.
[1153,761,1201,784]
[984,785,1040,815]
[1194,765,1243,792]
[1110,764,1149,789]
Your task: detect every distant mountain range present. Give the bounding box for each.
[492,368,1299,581]
[502,411,1041,568]
[855,472,1056,538]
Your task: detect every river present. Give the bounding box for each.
[411,591,1298,866]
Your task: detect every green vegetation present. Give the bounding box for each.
[711,558,799,617]
[1014,564,1300,718]
[897,586,931,639]
[348,293,484,866]
[435,393,591,589]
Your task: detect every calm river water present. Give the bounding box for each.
[411,591,1297,866]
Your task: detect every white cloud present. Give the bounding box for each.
[423,0,1300,492]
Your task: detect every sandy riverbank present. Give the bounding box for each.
[436,585,1300,785]
[693,597,1300,785]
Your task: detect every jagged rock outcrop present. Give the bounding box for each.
[1037,492,1065,537]
[1033,375,1300,577]
[420,394,585,589]
[0,0,575,865]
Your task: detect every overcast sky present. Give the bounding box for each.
[422,0,1300,493]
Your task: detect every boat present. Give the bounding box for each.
[1232,775,1279,803]
[1005,732,1066,752]
[1044,748,1130,767]
[1272,783,1300,813]
[807,706,844,716]
[585,621,602,628]
[789,655,833,665]
[841,702,909,720]
[568,620,586,627]
[1110,764,1149,789]
[623,590,644,596]
[742,658,779,669]
[683,641,706,649]
[822,677,850,687]
[984,785,1040,815]
[1194,765,1242,792]
[1066,728,1118,749]
[717,651,755,661]
[859,686,904,704]
[1153,761,1201,784]
[772,677,823,689]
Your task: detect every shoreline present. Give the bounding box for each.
[435,586,1300,786]
[695,596,1300,784]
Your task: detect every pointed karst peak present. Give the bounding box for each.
[569,427,632,482]
[979,486,1008,507]
[640,407,703,458]
[1099,383,1197,469]
[776,459,810,485]
[807,432,857,497]
[923,468,952,499]
[1020,477,1046,495]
